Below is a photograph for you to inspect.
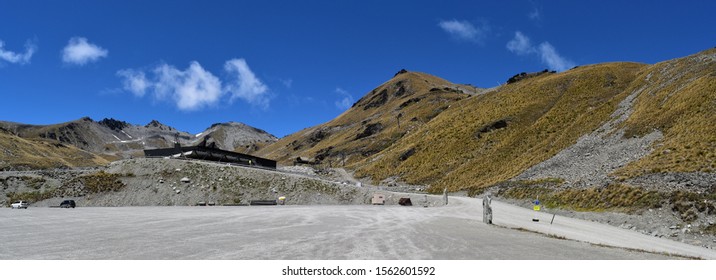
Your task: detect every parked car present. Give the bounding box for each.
[11,201,29,209]
[59,200,76,208]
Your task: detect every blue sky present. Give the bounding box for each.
[1,0,714,137]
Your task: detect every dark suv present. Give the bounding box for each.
[60,200,76,208]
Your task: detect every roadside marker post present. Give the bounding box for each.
[482,195,493,224]
[532,198,540,222]
[443,188,448,205]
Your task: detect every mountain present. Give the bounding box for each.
[257,69,485,166]
[0,126,108,170]
[192,122,278,153]
[0,117,194,159]
[2,49,714,241]
[259,49,716,196]
[357,49,716,193]
[2,48,714,195]
[354,62,647,190]
[0,118,278,163]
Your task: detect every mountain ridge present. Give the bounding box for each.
[2,49,715,247]
[1,48,714,191]
[0,117,278,162]
[256,48,715,197]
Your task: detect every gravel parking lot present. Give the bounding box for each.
[3,196,709,259]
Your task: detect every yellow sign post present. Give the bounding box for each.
[532,198,541,222]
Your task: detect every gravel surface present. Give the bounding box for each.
[486,198,716,259]
[626,172,716,192]
[2,158,441,208]
[4,158,715,257]
[497,196,716,251]
[0,196,701,260]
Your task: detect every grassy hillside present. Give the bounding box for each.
[260,49,715,195]
[354,62,648,192]
[616,49,716,176]
[258,70,479,166]
[351,49,716,194]
[0,117,107,152]
[0,128,108,170]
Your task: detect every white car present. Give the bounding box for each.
[11,201,29,209]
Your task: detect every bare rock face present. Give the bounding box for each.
[98,118,129,131]
[394,69,408,77]
[356,123,383,140]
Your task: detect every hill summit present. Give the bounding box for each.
[258,70,483,166]
[260,49,716,197]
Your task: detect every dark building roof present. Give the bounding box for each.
[143,144,276,169]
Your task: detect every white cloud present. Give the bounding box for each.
[224,58,270,109]
[156,62,223,111]
[119,58,272,111]
[506,31,535,55]
[528,8,541,20]
[538,42,575,72]
[527,0,542,21]
[438,19,488,43]
[62,37,108,65]
[281,78,293,89]
[117,61,223,111]
[0,40,36,65]
[506,31,575,72]
[117,69,150,96]
[334,87,354,110]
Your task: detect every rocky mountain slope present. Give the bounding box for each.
[257,70,483,166]
[0,118,278,161]
[0,126,108,170]
[354,62,648,190]
[343,49,715,194]
[194,122,278,154]
[256,49,716,232]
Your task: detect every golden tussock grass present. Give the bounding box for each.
[0,130,108,170]
[355,63,646,192]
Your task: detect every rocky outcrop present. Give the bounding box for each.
[98,118,129,131]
